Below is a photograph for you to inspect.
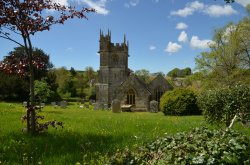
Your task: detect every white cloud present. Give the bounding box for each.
[189,1,204,10]
[82,0,109,15]
[176,22,188,30]
[47,0,69,12]
[66,47,73,51]
[170,1,204,17]
[222,24,237,41]
[165,42,182,53]
[171,1,237,18]
[204,5,238,17]
[170,7,194,17]
[178,31,188,43]
[149,45,156,50]
[224,25,237,36]
[125,0,140,8]
[130,0,140,6]
[51,0,69,6]
[236,0,250,7]
[190,36,214,49]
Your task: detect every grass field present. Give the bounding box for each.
[0,102,249,164]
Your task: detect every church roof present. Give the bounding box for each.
[148,74,173,91]
[120,73,151,95]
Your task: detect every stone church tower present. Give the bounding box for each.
[96,30,130,106]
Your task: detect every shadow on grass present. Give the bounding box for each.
[0,131,132,164]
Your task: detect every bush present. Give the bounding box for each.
[108,127,250,165]
[198,83,250,126]
[160,88,201,116]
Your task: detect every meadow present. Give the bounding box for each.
[0,102,249,165]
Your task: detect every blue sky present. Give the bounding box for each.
[0,0,249,74]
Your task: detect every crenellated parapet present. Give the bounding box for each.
[99,29,128,52]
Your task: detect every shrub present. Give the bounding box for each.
[198,83,250,126]
[160,88,201,116]
[108,127,250,165]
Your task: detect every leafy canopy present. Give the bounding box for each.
[195,19,250,86]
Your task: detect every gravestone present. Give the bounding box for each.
[60,101,67,108]
[40,103,45,107]
[150,100,159,113]
[111,99,121,113]
[51,102,57,107]
[23,101,27,107]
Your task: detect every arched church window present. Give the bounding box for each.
[155,86,164,102]
[127,89,135,105]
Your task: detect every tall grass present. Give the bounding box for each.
[0,102,248,164]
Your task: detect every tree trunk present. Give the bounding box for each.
[23,34,36,135]
[29,61,36,134]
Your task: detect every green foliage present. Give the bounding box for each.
[84,86,96,100]
[167,67,192,78]
[160,88,201,116]
[34,79,53,103]
[167,68,180,78]
[151,72,165,77]
[70,67,77,77]
[134,69,150,83]
[198,83,250,126]
[0,47,53,102]
[109,127,250,165]
[53,67,97,99]
[62,78,77,97]
[0,71,29,101]
[195,20,250,87]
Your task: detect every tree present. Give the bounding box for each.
[0,0,94,134]
[195,20,250,87]
[34,79,53,103]
[0,70,29,101]
[167,68,180,78]
[70,67,77,77]
[85,66,95,84]
[151,72,165,77]
[167,67,192,78]
[45,70,60,101]
[76,72,87,98]
[61,78,77,97]
[135,69,151,83]
[182,67,192,77]
[0,46,52,79]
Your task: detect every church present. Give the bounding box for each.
[95,30,173,111]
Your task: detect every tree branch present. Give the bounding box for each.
[2,26,22,35]
[0,35,24,47]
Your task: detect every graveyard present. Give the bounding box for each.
[0,102,201,164]
[0,102,249,164]
[1,0,250,164]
